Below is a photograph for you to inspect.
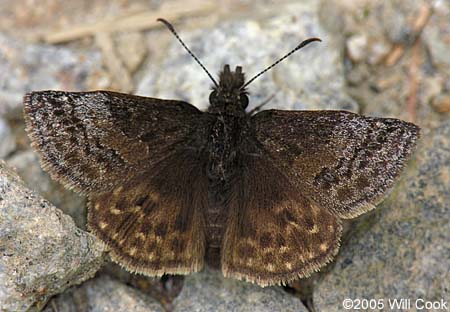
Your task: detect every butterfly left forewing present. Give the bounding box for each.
[221,144,342,286]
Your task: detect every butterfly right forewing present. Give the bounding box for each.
[251,110,420,219]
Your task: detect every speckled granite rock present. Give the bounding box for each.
[0,118,15,158]
[137,1,357,113]
[0,33,107,116]
[43,275,164,312]
[173,268,307,312]
[0,161,106,312]
[7,150,87,229]
[314,120,450,311]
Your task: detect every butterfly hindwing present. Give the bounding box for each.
[89,149,209,275]
[251,110,420,219]
[221,142,342,286]
[23,90,203,194]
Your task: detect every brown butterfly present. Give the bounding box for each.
[23,19,419,286]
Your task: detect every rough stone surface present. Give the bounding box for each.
[43,275,164,312]
[0,118,15,158]
[173,268,307,312]
[137,1,357,113]
[314,120,450,311]
[0,161,106,312]
[7,150,87,229]
[0,34,106,116]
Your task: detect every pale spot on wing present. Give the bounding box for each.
[110,208,122,215]
[147,253,155,260]
[135,232,146,240]
[311,204,321,216]
[99,221,108,229]
[94,203,101,211]
[148,191,160,202]
[113,186,123,196]
[129,247,137,256]
[308,224,319,234]
[307,251,315,259]
[285,262,293,270]
[280,246,289,253]
[131,206,142,213]
[267,264,275,272]
[328,224,335,232]
[320,243,328,251]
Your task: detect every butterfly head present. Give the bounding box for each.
[209,65,249,115]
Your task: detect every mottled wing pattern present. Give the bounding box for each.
[251,110,420,218]
[89,149,208,275]
[24,90,211,275]
[23,91,202,194]
[222,142,342,286]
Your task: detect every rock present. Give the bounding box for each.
[430,94,450,114]
[7,150,87,229]
[0,161,106,312]
[43,275,164,312]
[137,1,358,113]
[0,118,15,158]
[347,34,368,63]
[0,33,107,116]
[173,269,307,312]
[314,120,450,310]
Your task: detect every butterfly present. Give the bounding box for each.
[23,19,420,286]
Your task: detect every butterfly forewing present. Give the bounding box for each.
[251,110,420,219]
[24,91,203,194]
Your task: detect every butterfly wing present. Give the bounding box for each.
[89,148,209,275]
[24,90,211,275]
[221,140,342,286]
[24,90,204,194]
[251,110,420,219]
[222,110,419,286]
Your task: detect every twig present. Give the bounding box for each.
[43,2,214,44]
[407,40,420,122]
[385,3,432,66]
[95,32,134,92]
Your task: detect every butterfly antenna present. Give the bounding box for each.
[242,37,322,89]
[157,18,219,88]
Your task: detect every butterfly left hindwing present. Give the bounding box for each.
[89,148,209,275]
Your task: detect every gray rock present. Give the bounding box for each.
[137,1,357,113]
[0,161,106,312]
[314,120,450,311]
[7,150,87,229]
[43,275,164,312]
[0,118,15,158]
[173,269,307,312]
[0,33,106,116]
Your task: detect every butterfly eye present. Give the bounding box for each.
[209,91,218,104]
[240,94,249,109]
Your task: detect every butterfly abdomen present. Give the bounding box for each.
[204,114,250,265]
